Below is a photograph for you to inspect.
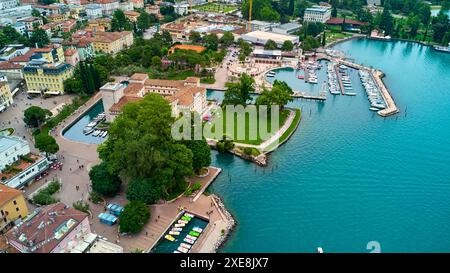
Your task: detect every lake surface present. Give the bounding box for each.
[62,100,107,145]
[208,38,450,253]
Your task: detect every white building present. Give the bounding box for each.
[0,0,18,10]
[271,22,302,35]
[85,3,103,19]
[0,136,50,189]
[95,0,119,17]
[367,0,381,6]
[0,5,33,26]
[0,136,30,171]
[118,1,133,11]
[12,22,26,35]
[249,20,278,32]
[241,31,299,47]
[303,6,331,23]
[174,4,189,16]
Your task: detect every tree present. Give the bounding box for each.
[189,31,202,43]
[264,39,278,50]
[29,29,49,48]
[99,93,193,199]
[256,80,293,109]
[31,9,41,17]
[23,106,52,127]
[183,138,211,173]
[111,10,132,31]
[216,136,234,153]
[321,32,326,47]
[223,73,255,106]
[432,10,449,44]
[119,201,150,234]
[34,133,59,155]
[89,162,122,197]
[220,31,234,47]
[126,178,163,204]
[151,56,162,68]
[281,40,294,51]
[331,0,338,18]
[203,33,219,51]
[137,12,152,31]
[380,4,394,35]
[301,35,320,51]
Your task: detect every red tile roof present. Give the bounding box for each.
[0,184,22,208]
[5,203,88,253]
[326,18,367,26]
[0,62,23,70]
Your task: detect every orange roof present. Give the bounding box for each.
[0,184,22,207]
[124,11,140,16]
[168,86,205,106]
[0,62,23,70]
[110,96,141,112]
[124,83,144,96]
[170,44,207,54]
[64,48,78,56]
[130,73,148,81]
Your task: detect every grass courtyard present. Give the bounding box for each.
[204,106,294,146]
[193,3,238,13]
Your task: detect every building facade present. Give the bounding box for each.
[85,3,102,19]
[303,6,331,23]
[0,0,18,10]
[0,81,13,112]
[101,73,207,121]
[95,0,119,16]
[91,31,133,55]
[0,184,28,234]
[5,203,92,253]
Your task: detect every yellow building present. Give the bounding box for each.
[91,31,134,55]
[47,13,67,23]
[23,63,74,95]
[23,44,74,95]
[0,184,29,234]
[0,82,13,112]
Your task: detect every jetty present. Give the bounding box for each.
[292,91,326,101]
[334,64,345,95]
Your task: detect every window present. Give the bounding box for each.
[16,207,20,212]
[13,200,17,205]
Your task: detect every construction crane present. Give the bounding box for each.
[247,0,253,32]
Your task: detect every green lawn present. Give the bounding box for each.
[264,109,301,152]
[205,106,291,145]
[194,3,237,13]
[325,31,353,45]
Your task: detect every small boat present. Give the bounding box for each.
[369,107,379,111]
[266,74,275,77]
[174,223,185,228]
[165,235,175,242]
[189,231,200,237]
[178,219,188,224]
[169,231,180,236]
[192,227,203,233]
[184,237,195,244]
[84,127,94,135]
[180,243,192,249]
[103,131,108,138]
[345,92,357,96]
[186,235,197,241]
[297,75,304,79]
[173,250,181,253]
[184,212,195,218]
[177,246,189,253]
[172,227,182,232]
[317,247,324,253]
[181,216,191,221]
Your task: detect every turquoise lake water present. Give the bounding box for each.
[208,38,450,253]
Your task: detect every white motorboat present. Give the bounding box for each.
[186,234,197,241]
[174,223,185,228]
[184,212,195,218]
[192,227,203,233]
[184,237,195,244]
[169,231,180,236]
[317,247,324,253]
[177,246,189,253]
[180,243,192,249]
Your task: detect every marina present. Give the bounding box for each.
[62,100,109,144]
[152,212,208,253]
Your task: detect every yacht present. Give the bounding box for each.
[433,43,450,53]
